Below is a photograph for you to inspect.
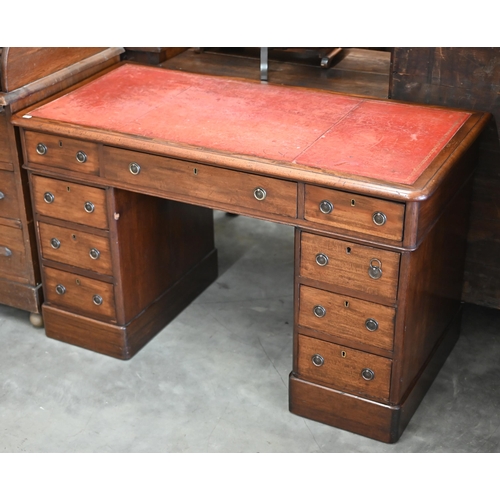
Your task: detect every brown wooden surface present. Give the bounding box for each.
[123,48,188,65]
[43,265,116,321]
[0,224,27,282]
[102,146,299,220]
[299,231,401,302]
[25,131,100,175]
[304,185,405,241]
[298,285,395,351]
[31,175,109,229]
[109,189,216,324]
[297,334,392,401]
[390,47,500,309]
[0,170,20,219]
[391,180,472,401]
[162,48,391,99]
[0,111,12,165]
[0,48,123,316]
[42,249,218,359]
[1,48,107,92]
[289,375,400,443]
[38,221,113,275]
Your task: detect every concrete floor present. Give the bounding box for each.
[0,211,499,453]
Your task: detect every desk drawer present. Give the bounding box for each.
[298,285,395,351]
[0,224,26,282]
[304,185,405,241]
[0,170,20,219]
[43,266,116,321]
[25,131,99,175]
[38,221,112,275]
[31,175,109,229]
[300,232,400,301]
[102,146,297,219]
[297,334,392,401]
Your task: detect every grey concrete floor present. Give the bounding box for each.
[0,211,499,453]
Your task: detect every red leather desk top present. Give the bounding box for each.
[29,64,471,186]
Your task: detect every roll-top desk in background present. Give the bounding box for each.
[0,47,123,325]
[12,63,489,443]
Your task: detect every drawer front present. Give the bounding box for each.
[297,334,392,401]
[298,285,395,351]
[38,222,112,275]
[43,266,116,321]
[25,131,99,175]
[31,175,109,229]
[304,185,405,241]
[0,224,27,282]
[300,232,400,301]
[102,146,297,219]
[0,170,20,219]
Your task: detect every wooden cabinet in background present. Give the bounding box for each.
[390,47,500,309]
[0,47,123,324]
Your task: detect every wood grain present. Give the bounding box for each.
[298,285,395,351]
[25,131,100,175]
[31,175,109,229]
[102,146,298,220]
[299,231,401,302]
[0,170,20,219]
[38,221,112,275]
[0,224,27,282]
[304,184,405,241]
[1,48,107,92]
[43,265,116,321]
[390,47,500,308]
[297,334,392,401]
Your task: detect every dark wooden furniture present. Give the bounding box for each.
[12,63,489,442]
[163,47,391,99]
[122,48,188,65]
[0,47,123,325]
[390,47,500,309]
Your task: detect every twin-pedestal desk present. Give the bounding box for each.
[12,63,489,443]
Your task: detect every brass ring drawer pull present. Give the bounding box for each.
[93,295,103,306]
[55,284,66,295]
[84,201,95,213]
[253,187,267,201]
[0,191,4,200]
[311,354,324,367]
[315,253,329,267]
[89,248,100,260]
[368,258,382,280]
[36,143,48,155]
[361,368,375,381]
[129,162,141,175]
[319,200,333,214]
[50,238,61,250]
[44,192,55,204]
[0,246,12,257]
[313,305,326,318]
[76,151,87,163]
[365,318,379,331]
[372,211,387,226]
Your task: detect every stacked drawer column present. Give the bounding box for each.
[291,185,407,442]
[26,133,218,359]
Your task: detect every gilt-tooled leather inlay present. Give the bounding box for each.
[29,64,471,185]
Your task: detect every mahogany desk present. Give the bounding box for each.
[12,63,489,443]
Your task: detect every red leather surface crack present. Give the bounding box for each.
[30,64,471,185]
